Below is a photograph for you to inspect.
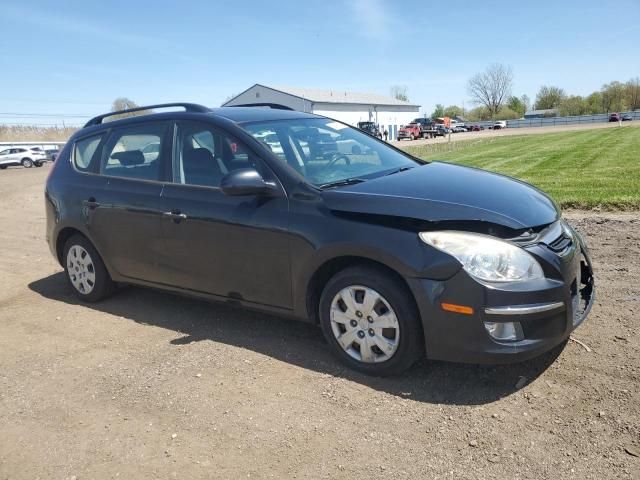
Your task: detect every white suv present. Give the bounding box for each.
[0,147,47,169]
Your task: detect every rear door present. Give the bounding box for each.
[84,121,171,282]
[9,149,23,163]
[156,120,292,309]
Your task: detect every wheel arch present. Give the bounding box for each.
[53,225,119,282]
[305,255,420,326]
[55,227,87,265]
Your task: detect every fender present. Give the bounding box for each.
[291,241,414,320]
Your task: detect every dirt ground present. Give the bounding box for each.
[0,165,638,480]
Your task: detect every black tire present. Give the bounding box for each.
[63,234,116,302]
[0,165,7,170]
[318,265,424,376]
[21,158,33,168]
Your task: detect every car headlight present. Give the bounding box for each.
[419,231,544,283]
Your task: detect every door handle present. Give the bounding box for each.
[83,198,100,209]
[163,210,187,223]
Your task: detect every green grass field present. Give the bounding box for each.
[402,126,640,209]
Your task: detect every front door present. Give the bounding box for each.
[156,120,292,309]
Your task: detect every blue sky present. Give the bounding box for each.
[1,0,638,125]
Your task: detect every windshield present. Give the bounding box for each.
[242,118,419,187]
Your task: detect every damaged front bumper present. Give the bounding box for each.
[407,221,595,364]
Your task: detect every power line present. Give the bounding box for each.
[0,112,92,118]
[0,121,82,127]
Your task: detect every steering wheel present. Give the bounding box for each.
[324,153,351,169]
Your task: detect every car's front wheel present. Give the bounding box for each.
[319,266,424,376]
[21,158,33,168]
[63,235,115,302]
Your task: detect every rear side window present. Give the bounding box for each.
[101,123,167,181]
[74,134,104,171]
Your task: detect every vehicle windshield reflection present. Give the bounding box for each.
[243,118,419,187]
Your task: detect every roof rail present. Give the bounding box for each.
[83,102,210,127]
[228,103,294,111]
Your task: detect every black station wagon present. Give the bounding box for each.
[45,103,595,376]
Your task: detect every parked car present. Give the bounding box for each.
[45,102,595,376]
[609,113,620,122]
[357,121,382,139]
[141,142,161,161]
[397,123,422,141]
[621,114,633,121]
[45,149,60,161]
[469,125,484,132]
[0,147,47,169]
[412,118,438,138]
[434,125,450,136]
[493,121,507,130]
[452,126,466,133]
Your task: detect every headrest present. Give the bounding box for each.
[111,150,145,166]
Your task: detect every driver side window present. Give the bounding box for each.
[173,121,257,188]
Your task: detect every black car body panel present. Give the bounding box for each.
[322,163,559,230]
[45,105,594,367]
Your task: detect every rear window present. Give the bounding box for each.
[74,135,104,171]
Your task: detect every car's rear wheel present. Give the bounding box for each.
[63,235,115,302]
[21,158,33,168]
[319,266,424,376]
[0,165,7,170]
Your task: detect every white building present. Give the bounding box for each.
[222,84,420,139]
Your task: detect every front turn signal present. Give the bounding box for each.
[441,303,474,315]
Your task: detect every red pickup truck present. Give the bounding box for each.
[396,123,422,141]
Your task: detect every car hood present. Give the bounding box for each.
[321,162,559,230]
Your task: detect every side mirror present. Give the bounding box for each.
[220,168,277,196]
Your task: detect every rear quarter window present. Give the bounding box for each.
[74,134,104,172]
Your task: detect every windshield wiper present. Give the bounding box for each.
[384,166,415,176]
[318,178,366,190]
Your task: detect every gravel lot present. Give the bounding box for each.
[391,120,639,146]
[0,165,638,479]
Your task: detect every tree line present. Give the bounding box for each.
[392,65,640,122]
